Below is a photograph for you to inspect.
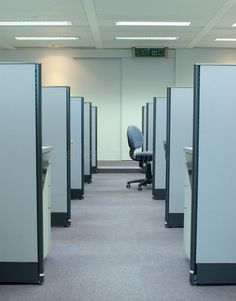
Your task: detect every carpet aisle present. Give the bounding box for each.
[1,173,236,301]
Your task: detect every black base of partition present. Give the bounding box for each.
[165,213,184,228]
[84,175,92,183]
[51,212,71,227]
[98,168,140,173]
[153,189,166,200]
[71,189,84,200]
[0,262,43,284]
[92,166,98,173]
[191,264,236,285]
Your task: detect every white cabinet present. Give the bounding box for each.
[183,147,192,259]
[42,146,52,258]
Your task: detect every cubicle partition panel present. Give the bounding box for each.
[0,63,44,284]
[42,87,71,227]
[71,97,84,199]
[84,102,92,183]
[153,97,167,200]
[166,87,193,228]
[92,106,98,173]
[146,102,154,152]
[142,105,147,151]
[190,64,236,285]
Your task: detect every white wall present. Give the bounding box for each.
[175,48,236,86]
[1,47,236,160]
[121,57,175,159]
[71,58,122,160]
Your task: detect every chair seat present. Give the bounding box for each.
[134,151,153,161]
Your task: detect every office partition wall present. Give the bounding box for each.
[84,102,92,183]
[0,63,44,284]
[142,106,147,151]
[42,87,71,227]
[165,87,193,227]
[92,106,98,173]
[146,102,154,152]
[190,64,236,285]
[71,97,84,199]
[153,97,167,200]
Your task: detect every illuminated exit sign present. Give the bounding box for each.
[132,47,168,57]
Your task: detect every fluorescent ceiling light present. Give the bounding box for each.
[15,37,79,40]
[215,38,236,41]
[116,21,191,26]
[115,37,178,40]
[0,21,72,26]
[232,23,236,27]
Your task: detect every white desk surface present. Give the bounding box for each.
[184,147,192,155]
[42,146,52,154]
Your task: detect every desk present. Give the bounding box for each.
[42,146,52,258]
[183,147,192,259]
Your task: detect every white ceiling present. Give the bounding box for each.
[1,0,236,49]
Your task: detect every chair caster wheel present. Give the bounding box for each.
[138,187,142,191]
[126,184,130,188]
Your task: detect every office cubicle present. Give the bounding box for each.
[42,87,71,227]
[0,63,44,284]
[142,106,147,151]
[84,102,92,183]
[146,102,154,152]
[189,64,236,285]
[153,97,167,200]
[92,106,98,173]
[165,87,193,227]
[71,97,84,199]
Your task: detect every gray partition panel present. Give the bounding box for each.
[92,106,98,173]
[84,102,92,183]
[190,64,236,285]
[142,106,147,151]
[153,97,167,200]
[71,97,84,199]
[147,102,154,152]
[42,87,71,227]
[166,87,193,227]
[0,63,43,284]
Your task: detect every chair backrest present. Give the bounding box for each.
[127,125,143,151]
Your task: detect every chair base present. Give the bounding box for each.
[127,179,145,184]
[126,162,152,190]
[126,178,152,190]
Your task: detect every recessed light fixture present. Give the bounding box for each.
[15,37,79,40]
[232,23,236,27]
[215,38,236,41]
[115,37,178,40]
[0,21,72,26]
[115,21,191,26]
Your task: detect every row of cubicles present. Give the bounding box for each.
[142,64,236,285]
[0,63,98,284]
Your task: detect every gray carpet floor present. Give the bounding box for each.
[1,173,236,301]
[98,160,137,167]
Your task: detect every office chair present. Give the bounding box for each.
[126,125,153,190]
